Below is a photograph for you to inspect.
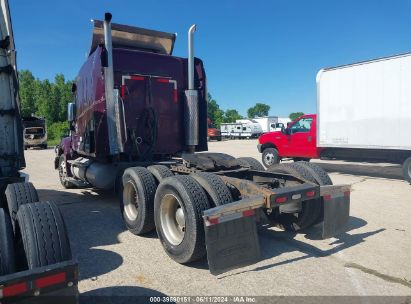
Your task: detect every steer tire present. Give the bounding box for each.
[16,201,71,269]
[154,175,210,264]
[0,208,16,275]
[191,172,233,207]
[402,157,411,184]
[267,164,321,231]
[121,167,157,235]
[262,148,280,168]
[236,157,265,171]
[5,182,39,231]
[147,165,174,184]
[58,155,74,189]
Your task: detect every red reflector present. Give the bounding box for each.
[275,196,287,203]
[121,85,126,98]
[209,218,219,225]
[344,191,350,197]
[157,78,169,83]
[35,272,66,289]
[306,190,315,197]
[3,282,28,297]
[131,76,144,81]
[323,195,332,201]
[242,209,255,218]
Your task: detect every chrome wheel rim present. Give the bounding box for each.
[59,159,67,182]
[160,194,185,245]
[264,152,275,166]
[123,181,139,221]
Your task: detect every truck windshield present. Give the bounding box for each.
[25,127,44,135]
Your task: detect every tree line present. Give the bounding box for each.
[17,70,306,143]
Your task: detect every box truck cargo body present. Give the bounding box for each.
[317,53,411,151]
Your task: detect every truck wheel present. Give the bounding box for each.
[0,208,16,275]
[402,156,411,184]
[16,202,72,269]
[58,155,73,189]
[267,164,321,231]
[121,167,157,235]
[296,161,333,186]
[191,172,233,207]
[5,182,39,231]
[262,148,280,168]
[147,165,174,184]
[154,175,210,264]
[236,157,265,171]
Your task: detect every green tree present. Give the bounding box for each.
[289,112,304,121]
[207,93,225,127]
[224,109,242,123]
[247,103,270,118]
[18,70,39,117]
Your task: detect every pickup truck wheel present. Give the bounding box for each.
[147,165,174,184]
[16,202,71,269]
[154,176,210,264]
[191,172,233,207]
[262,148,280,168]
[121,167,157,235]
[58,155,73,189]
[0,208,16,275]
[5,182,39,232]
[402,156,411,184]
[267,164,321,231]
[237,157,265,171]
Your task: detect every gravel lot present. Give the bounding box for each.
[23,140,411,299]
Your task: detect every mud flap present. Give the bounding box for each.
[204,214,261,275]
[322,194,350,239]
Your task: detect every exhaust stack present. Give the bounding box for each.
[184,24,199,152]
[103,13,125,154]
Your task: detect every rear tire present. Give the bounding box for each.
[402,156,411,184]
[147,165,174,184]
[154,175,210,264]
[0,208,15,275]
[237,157,265,171]
[191,172,233,207]
[16,202,71,269]
[121,167,157,235]
[296,161,333,186]
[5,182,39,231]
[262,148,280,168]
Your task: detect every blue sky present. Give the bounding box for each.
[10,0,411,117]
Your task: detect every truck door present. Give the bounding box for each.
[287,116,317,157]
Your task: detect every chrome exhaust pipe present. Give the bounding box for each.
[103,13,124,154]
[184,24,198,152]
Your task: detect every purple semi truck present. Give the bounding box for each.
[55,13,351,275]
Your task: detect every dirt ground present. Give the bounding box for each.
[23,140,411,299]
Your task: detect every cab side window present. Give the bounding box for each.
[290,118,313,134]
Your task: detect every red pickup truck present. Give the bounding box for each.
[258,114,321,167]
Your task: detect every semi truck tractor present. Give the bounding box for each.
[258,53,411,183]
[55,13,351,275]
[0,1,78,303]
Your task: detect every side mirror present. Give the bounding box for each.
[67,102,75,122]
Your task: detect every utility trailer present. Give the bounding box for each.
[0,1,78,302]
[55,13,351,275]
[22,116,47,149]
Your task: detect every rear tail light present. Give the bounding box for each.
[35,272,66,289]
[1,282,28,298]
[275,196,287,203]
[306,190,315,198]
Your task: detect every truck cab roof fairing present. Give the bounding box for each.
[89,20,176,56]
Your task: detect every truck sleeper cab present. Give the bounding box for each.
[55,13,352,275]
